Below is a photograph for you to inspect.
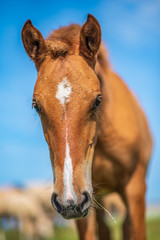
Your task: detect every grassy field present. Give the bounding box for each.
[112,216,160,240]
[1,216,160,240]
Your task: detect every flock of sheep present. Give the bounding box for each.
[0,184,55,239]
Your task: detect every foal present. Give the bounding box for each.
[22,14,152,240]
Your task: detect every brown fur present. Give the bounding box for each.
[22,14,152,240]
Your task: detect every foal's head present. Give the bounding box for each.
[22,14,101,219]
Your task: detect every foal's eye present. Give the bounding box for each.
[92,95,102,109]
[32,99,41,113]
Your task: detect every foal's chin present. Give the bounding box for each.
[62,208,89,220]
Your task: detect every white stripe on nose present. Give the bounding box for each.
[63,129,77,203]
[56,77,77,204]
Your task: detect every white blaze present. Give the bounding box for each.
[63,129,77,203]
[56,77,76,203]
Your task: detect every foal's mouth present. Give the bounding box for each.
[61,206,89,220]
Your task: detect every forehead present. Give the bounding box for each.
[33,55,100,97]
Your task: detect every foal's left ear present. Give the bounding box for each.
[21,20,47,70]
[79,14,101,68]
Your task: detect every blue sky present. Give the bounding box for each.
[0,0,160,204]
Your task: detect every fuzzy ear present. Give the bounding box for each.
[79,14,101,68]
[21,20,47,69]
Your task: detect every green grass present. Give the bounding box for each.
[1,216,160,240]
[53,227,78,240]
[107,216,160,240]
[146,217,160,240]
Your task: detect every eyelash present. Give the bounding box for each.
[92,95,102,110]
[32,99,41,113]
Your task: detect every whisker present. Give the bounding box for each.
[91,200,102,211]
[92,197,117,224]
[97,110,105,121]
[92,181,107,191]
[97,109,112,129]
[94,111,100,121]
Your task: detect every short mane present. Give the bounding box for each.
[46,24,109,73]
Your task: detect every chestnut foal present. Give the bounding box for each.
[22,14,152,240]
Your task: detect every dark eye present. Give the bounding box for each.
[92,95,102,109]
[32,99,41,113]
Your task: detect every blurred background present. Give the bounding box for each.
[0,0,160,239]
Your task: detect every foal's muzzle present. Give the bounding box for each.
[51,191,91,219]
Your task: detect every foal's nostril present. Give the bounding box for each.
[51,193,63,214]
[80,191,91,212]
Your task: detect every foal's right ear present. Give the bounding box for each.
[21,20,47,70]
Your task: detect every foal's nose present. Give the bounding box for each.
[51,191,91,219]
